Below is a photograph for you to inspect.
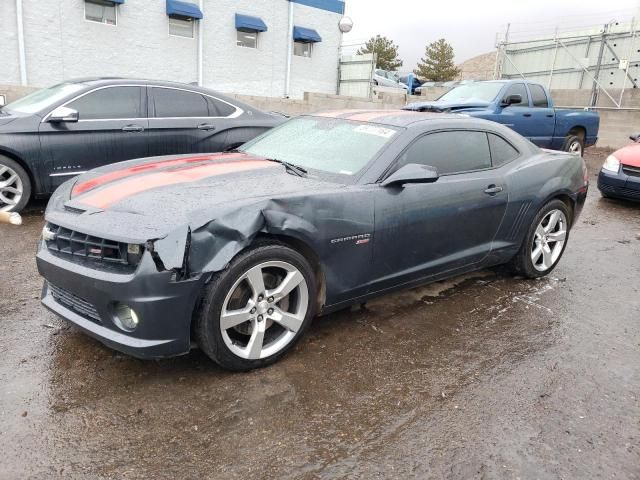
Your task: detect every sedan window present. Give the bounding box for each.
[66,86,144,120]
[4,82,84,114]
[396,131,491,175]
[153,88,209,118]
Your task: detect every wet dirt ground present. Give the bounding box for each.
[1,150,639,479]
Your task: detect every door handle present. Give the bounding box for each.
[122,124,144,132]
[484,185,503,195]
[546,114,554,117]
[523,113,532,117]
[197,123,217,131]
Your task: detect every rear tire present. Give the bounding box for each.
[194,242,316,371]
[0,155,31,213]
[562,135,584,156]
[509,199,571,278]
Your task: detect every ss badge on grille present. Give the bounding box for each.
[42,226,57,242]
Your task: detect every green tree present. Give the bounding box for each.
[357,35,403,71]
[414,39,460,81]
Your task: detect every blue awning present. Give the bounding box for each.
[235,14,267,33]
[110,0,125,4]
[293,26,322,43]
[166,0,203,19]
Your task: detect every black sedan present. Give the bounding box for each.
[37,110,588,370]
[0,78,283,212]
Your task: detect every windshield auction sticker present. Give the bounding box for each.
[353,125,397,139]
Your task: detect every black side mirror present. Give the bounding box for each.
[629,133,640,142]
[381,163,439,188]
[501,94,522,107]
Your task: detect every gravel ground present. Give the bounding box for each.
[0,149,638,479]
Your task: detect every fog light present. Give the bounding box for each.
[114,304,139,332]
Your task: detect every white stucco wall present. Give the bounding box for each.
[0,0,21,84]
[289,4,341,98]
[2,0,343,98]
[20,0,197,87]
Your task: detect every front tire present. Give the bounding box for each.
[0,155,31,212]
[194,243,316,371]
[510,199,571,278]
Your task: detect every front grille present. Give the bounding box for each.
[622,165,640,178]
[45,223,129,265]
[49,283,101,323]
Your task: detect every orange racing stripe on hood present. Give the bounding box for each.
[77,160,273,209]
[72,153,244,196]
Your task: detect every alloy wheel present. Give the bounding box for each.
[0,164,23,212]
[531,209,567,272]
[220,261,309,360]
[569,140,582,155]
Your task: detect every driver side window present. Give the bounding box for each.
[502,83,529,106]
[395,131,492,175]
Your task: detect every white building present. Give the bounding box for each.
[1,0,346,98]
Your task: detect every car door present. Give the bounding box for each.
[147,86,238,157]
[39,85,148,191]
[526,83,555,148]
[371,130,509,290]
[493,83,533,139]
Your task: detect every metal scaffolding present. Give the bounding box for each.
[495,21,639,108]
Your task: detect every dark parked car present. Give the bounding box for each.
[404,80,599,155]
[597,133,640,201]
[37,110,588,370]
[0,78,283,212]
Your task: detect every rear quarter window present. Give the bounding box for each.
[488,133,520,166]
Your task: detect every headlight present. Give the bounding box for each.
[602,154,620,173]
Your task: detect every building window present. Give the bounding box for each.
[169,17,194,38]
[237,31,258,48]
[294,41,312,58]
[85,0,117,26]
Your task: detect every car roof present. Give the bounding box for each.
[308,109,476,128]
[64,77,232,96]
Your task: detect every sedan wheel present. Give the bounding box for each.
[220,261,309,360]
[0,163,24,212]
[530,209,567,272]
[195,243,316,370]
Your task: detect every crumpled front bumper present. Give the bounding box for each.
[37,243,206,359]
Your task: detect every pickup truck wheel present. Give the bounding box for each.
[0,155,31,213]
[509,199,571,278]
[194,243,317,371]
[562,135,584,156]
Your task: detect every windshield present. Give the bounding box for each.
[438,82,505,103]
[240,117,400,177]
[4,82,85,114]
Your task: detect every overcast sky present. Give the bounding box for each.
[342,0,640,72]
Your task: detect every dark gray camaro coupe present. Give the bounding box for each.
[37,110,588,370]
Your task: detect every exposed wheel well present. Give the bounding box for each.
[0,149,36,195]
[567,126,586,141]
[253,233,326,312]
[551,194,575,224]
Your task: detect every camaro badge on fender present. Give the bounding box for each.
[331,233,371,245]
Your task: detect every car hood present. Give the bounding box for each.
[0,114,19,127]
[404,99,491,112]
[45,152,344,244]
[613,143,640,167]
